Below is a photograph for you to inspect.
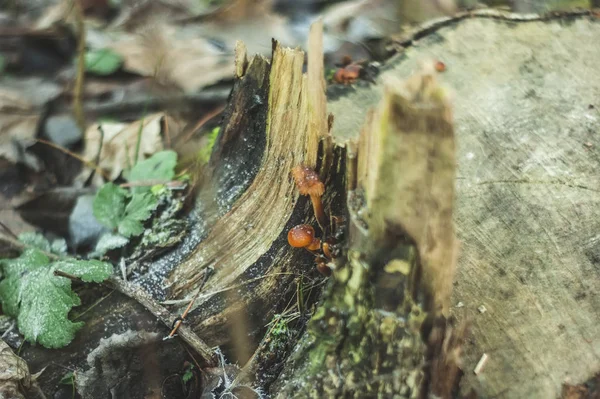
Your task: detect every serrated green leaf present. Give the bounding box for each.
[93,183,128,229]
[18,267,83,348]
[182,369,194,383]
[92,233,129,257]
[0,249,112,348]
[85,48,123,76]
[18,233,68,256]
[125,151,178,193]
[0,249,50,317]
[53,259,113,283]
[18,232,51,252]
[117,192,158,237]
[59,371,74,385]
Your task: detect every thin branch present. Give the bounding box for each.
[107,276,216,365]
[35,139,110,181]
[168,267,213,338]
[73,0,86,136]
[0,221,18,240]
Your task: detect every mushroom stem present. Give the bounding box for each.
[310,194,327,232]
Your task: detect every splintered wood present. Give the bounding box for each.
[167,22,328,344]
[358,64,458,314]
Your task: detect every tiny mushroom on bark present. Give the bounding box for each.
[288,224,321,251]
[291,165,327,230]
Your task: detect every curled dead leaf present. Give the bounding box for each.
[0,79,62,170]
[78,113,165,185]
[0,339,31,399]
[109,26,234,93]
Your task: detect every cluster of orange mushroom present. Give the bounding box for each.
[287,165,342,276]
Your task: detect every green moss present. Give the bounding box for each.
[197,126,220,165]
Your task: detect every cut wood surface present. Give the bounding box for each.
[328,11,600,398]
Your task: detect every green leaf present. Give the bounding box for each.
[59,371,74,385]
[117,193,158,237]
[0,249,112,348]
[93,183,128,229]
[85,48,123,76]
[18,232,51,252]
[91,233,129,257]
[182,369,194,383]
[18,233,68,256]
[51,238,68,256]
[125,151,178,193]
[54,259,113,283]
[18,267,83,348]
[0,249,49,317]
[197,127,220,165]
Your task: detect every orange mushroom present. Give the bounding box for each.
[288,224,321,251]
[333,64,362,85]
[315,256,332,277]
[291,165,327,231]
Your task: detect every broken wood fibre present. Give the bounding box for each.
[166,24,331,358]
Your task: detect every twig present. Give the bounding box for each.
[106,276,216,366]
[73,0,86,136]
[119,180,187,189]
[168,267,213,338]
[35,139,110,181]
[474,353,489,375]
[0,221,18,240]
[180,105,226,143]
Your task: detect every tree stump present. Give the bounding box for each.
[327,10,600,398]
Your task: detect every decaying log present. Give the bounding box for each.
[161,22,339,364]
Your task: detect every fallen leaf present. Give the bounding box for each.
[0,78,62,170]
[78,113,165,185]
[108,27,234,93]
[0,339,31,399]
[85,48,124,75]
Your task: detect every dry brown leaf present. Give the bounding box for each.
[0,339,31,399]
[78,113,165,185]
[109,0,196,31]
[320,0,457,52]
[109,26,234,93]
[200,0,274,23]
[0,80,61,170]
[321,0,401,50]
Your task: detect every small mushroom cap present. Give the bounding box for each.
[435,60,446,72]
[291,165,325,197]
[288,224,316,248]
